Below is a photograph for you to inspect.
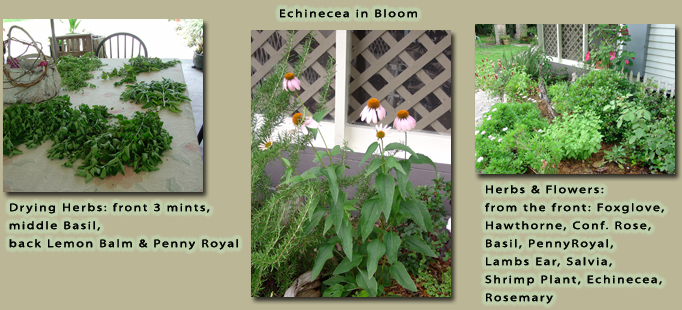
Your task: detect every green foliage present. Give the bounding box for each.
[120,77,191,112]
[60,19,81,34]
[604,93,675,173]
[56,52,104,92]
[101,56,181,86]
[551,69,638,143]
[475,24,494,36]
[3,95,173,181]
[251,31,345,297]
[504,67,537,102]
[586,24,634,72]
[500,46,551,83]
[417,265,451,297]
[604,145,628,169]
[475,102,550,174]
[398,178,451,275]
[546,110,603,161]
[176,19,203,48]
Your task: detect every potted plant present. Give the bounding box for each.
[520,35,530,43]
[500,35,510,45]
[176,19,203,70]
[193,40,203,70]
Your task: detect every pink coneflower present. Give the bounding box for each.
[360,98,387,124]
[393,110,416,132]
[288,112,319,135]
[282,73,301,91]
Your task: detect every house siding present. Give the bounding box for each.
[643,24,675,86]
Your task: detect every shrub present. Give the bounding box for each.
[504,67,538,102]
[551,69,637,143]
[604,93,675,173]
[475,102,549,173]
[545,110,603,161]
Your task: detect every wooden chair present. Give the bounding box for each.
[95,33,148,58]
[50,33,94,57]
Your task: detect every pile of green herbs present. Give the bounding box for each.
[120,77,190,112]
[101,56,181,86]
[56,52,104,92]
[3,95,173,182]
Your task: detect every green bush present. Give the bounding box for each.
[475,102,549,174]
[545,110,603,161]
[504,67,538,102]
[550,69,636,143]
[500,46,551,82]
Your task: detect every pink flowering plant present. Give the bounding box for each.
[276,97,442,297]
[252,32,450,297]
[585,24,634,71]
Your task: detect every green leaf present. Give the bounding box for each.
[403,235,438,258]
[364,158,383,176]
[366,239,386,277]
[325,165,339,203]
[360,142,379,166]
[311,238,338,280]
[374,173,395,221]
[383,232,401,264]
[384,142,416,157]
[331,192,345,234]
[385,156,406,175]
[395,160,411,199]
[322,284,345,297]
[355,270,378,297]
[304,209,326,235]
[409,153,437,173]
[360,198,382,242]
[414,199,434,232]
[399,200,428,233]
[333,254,362,275]
[389,262,417,292]
[339,217,354,261]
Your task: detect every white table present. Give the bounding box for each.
[3,58,203,192]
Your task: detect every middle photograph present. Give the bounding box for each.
[251,30,452,297]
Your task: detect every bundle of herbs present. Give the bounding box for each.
[101,56,181,86]
[3,95,173,183]
[120,77,190,112]
[56,52,104,92]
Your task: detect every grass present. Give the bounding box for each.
[475,35,531,66]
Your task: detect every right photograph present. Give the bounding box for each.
[474,24,675,174]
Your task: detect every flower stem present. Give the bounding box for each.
[294,90,333,165]
[404,131,408,160]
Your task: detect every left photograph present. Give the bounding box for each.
[3,19,204,192]
[251,30,452,297]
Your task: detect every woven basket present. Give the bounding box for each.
[3,26,62,104]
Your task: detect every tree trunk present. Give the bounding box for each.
[516,24,527,40]
[494,24,505,45]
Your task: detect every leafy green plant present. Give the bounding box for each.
[500,45,551,82]
[504,67,537,102]
[586,24,634,71]
[545,110,603,161]
[417,265,451,297]
[61,19,81,34]
[251,31,342,297]
[120,77,191,112]
[475,101,549,174]
[604,93,675,173]
[56,52,104,92]
[3,95,173,182]
[604,145,628,169]
[101,56,181,86]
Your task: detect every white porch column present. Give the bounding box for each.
[334,30,351,146]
